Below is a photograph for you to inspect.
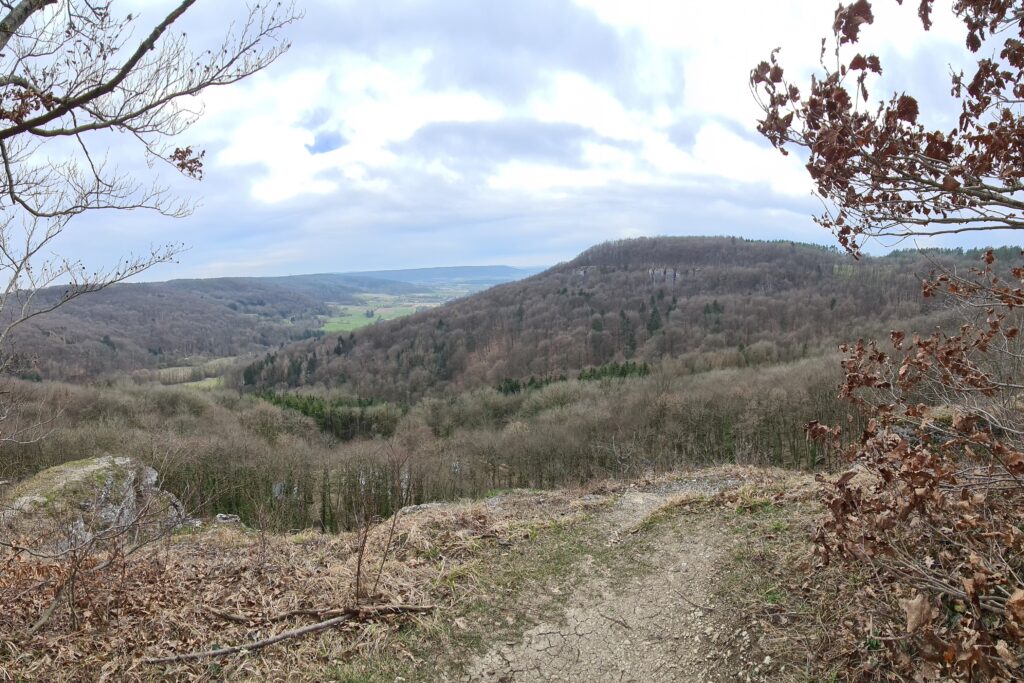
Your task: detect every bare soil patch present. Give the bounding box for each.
[462,469,791,683]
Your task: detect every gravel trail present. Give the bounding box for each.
[464,474,768,683]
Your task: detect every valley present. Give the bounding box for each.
[6,266,539,385]
[0,236,986,531]
[240,237,965,402]
[4,1,1023,680]
[321,292,446,333]
[0,237,1018,681]
[320,267,543,334]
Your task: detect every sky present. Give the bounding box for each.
[57,0,994,280]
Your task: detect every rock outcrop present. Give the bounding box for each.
[0,455,187,550]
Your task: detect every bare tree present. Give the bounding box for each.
[0,0,298,394]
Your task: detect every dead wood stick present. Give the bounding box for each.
[671,588,716,613]
[144,604,435,665]
[264,607,351,623]
[267,607,324,622]
[27,582,66,637]
[270,606,430,622]
[206,599,393,625]
[144,614,355,664]
[597,611,632,630]
[27,562,80,637]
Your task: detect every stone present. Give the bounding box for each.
[399,501,446,516]
[0,455,188,550]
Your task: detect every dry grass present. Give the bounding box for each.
[700,472,877,682]
[0,490,595,682]
[2,468,865,682]
[629,465,820,530]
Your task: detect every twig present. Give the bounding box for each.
[204,607,249,624]
[27,558,82,636]
[146,614,356,664]
[144,604,435,665]
[260,601,379,623]
[206,604,381,624]
[27,580,68,636]
[353,508,373,601]
[373,445,409,596]
[671,588,716,613]
[597,611,632,630]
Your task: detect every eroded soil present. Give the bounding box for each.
[461,473,776,682]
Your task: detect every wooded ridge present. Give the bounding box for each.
[241,236,984,401]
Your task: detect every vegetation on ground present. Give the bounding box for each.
[2,353,855,533]
[3,0,1024,676]
[0,467,620,681]
[0,469,798,682]
[255,390,403,442]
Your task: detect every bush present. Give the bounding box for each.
[811,257,1024,679]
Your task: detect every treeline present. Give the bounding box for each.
[239,236,964,402]
[256,390,402,441]
[1,354,861,532]
[496,361,651,394]
[496,375,566,395]
[577,360,651,381]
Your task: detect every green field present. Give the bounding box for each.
[181,376,225,390]
[321,293,448,333]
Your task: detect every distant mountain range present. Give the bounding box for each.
[343,265,544,289]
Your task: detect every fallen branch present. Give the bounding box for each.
[28,561,81,637]
[597,611,632,630]
[144,604,435,665]
[265,606,361,623]
[205,599,387,625]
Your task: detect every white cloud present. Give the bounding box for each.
[56,0,996,278]
[688,123,811,196]
[192,48,506,203]
[529,70,646,141]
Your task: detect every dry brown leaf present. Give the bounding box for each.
[994,640,1015,666]
[1008,590,1024,622]
[901,593,931,634]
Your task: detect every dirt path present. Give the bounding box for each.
[462,475,770,683]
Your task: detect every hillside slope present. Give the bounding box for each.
[242,236,966,401]
[8,273,415,381]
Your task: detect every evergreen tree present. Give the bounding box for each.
[647,306,662,334]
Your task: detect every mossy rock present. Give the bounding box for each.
[1,455,186,549]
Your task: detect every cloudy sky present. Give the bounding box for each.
[61,0,986,279]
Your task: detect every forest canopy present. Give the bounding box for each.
[240,236,975,402]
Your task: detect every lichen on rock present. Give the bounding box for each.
[0,455,188,550]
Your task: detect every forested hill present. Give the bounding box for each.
[8,273,416,381]
[239,236,976,402]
